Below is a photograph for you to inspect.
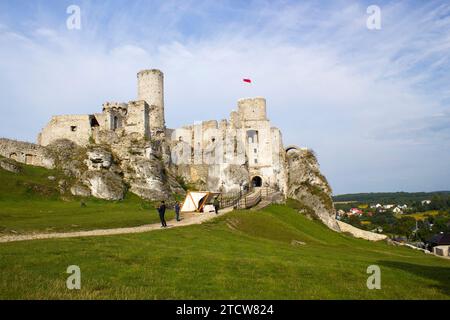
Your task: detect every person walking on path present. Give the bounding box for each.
[213,197,220,214]
[158,201,167,228]
[174,202,181,221]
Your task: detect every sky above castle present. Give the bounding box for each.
[0,0,449,194]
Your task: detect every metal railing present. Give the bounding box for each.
[238,189,262,209]
[218,186,276,210]
[218,189,251,209]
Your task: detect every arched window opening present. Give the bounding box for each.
[90,116,100,128]
[113,116,119,130]
[247,130,259,144]
[251,176,262,187]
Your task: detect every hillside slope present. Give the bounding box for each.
[0,158,174,234]
[0,203,448,299]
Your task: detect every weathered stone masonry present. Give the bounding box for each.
[0,68,339,231]
[0,138,54,168]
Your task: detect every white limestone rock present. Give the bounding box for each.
[125,157,170,200]
[70,184,91,197]
[286,148,340,232]
[86,148,112,170]
[82,170,125,200]
[0,158,22,173]
[46,139,87,178]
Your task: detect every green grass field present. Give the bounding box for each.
[0,163,449,299]
[0,163,173,234]
[0,204,449,299]
[404,210,440,221]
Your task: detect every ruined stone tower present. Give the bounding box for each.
[237,97,267,121]
[137,69,165,138]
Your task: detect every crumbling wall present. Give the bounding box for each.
[168,98,286,193]
[125,100,150,139]
[38,115,92,147]
[0,138,54,168]
[238,97,267,121]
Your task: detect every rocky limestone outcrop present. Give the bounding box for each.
[70,183,91,197]
[46,139,87,178]
[0,158,22,173]
[41,136,184,201]
[286,148,340,232]
[86,148,112,170]
[125,156,170,200]
[82,170,125,200]
[96,132,184,200]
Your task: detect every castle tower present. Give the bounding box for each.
[137,69,165,138]
[237,97,267,121]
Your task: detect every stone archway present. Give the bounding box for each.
[251,176,262,187]
[285,145,300,153]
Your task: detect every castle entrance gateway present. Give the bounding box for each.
[251,176,262,187]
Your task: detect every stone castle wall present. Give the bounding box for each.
[169,97,287,193]
[237,97,267,122]
[0,67,343,233]
[30,68,288,195]
[0,138,54,168]
[38,115,93,147]
[124,100,150,138]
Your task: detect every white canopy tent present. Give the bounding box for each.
[181,191,220,213]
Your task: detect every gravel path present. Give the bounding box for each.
[0,207,234,244]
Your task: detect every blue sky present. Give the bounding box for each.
[0,0,449,194]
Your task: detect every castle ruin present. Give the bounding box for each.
[35,69,288,194]
[0,68,339,231]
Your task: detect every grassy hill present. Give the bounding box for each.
[0,163,449,299]
[0,160,173,235]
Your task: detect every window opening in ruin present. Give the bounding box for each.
[90,116,100,128]
[211,137,215,143]
[9,153,17,160]
[113,116,119,130]
[233,136,238,156]
[70,126,77,132]
[247,130,259,143]
[254,148,257,153]
[251,176,262,187]
[25,154,34,165]
[254,158,258,164]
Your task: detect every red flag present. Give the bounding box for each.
[243,78,252,83]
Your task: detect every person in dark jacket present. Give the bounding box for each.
[213,197,220,214]
[158,201,167,227]
[174,202,181,221]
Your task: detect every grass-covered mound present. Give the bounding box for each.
[0,204,448,299]
[0,162,173,234]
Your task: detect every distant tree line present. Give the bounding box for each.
[333,191,450,204]
[410,194,450,212]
